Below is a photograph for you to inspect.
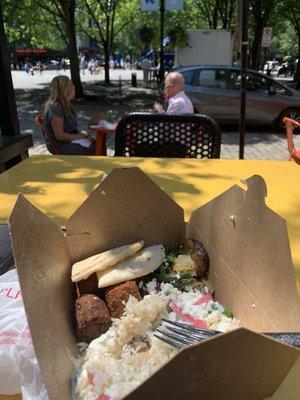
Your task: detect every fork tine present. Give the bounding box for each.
[155,319,221,350]
[158,320,300,350]
[156,328,195,347]
[162,318,220,336]
[154,333,184,350]
[164,324,209,342]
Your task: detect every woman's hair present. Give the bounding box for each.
[44,75,75,116]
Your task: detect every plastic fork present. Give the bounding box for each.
[154,319,300,349]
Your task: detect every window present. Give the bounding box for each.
[247,74,269,92]
[199,70,216,87]
[231,72,269,93]
[198,69,231,89]
[231,73,287,95]
[182,70,195,85]
[268,80,287,95]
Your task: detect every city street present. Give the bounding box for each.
[12,70,300,160]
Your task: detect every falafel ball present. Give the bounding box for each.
[105,280,142,319]
[75,294,111,342]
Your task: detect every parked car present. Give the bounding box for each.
[263,60,279,72]
[175,65,300,131]
[277,62,295,77]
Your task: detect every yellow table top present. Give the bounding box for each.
[0,156,299,290]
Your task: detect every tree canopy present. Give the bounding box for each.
[3,0,299,78]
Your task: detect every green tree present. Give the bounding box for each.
[167,25,188,48]
[33,0,84,97]
[192,0,236,30]
[278,0,300,81]
[78,0,137,84]
[3,0,64,54]
[247,0,286,70]
[138,25,154,54]
[264,14,297,61]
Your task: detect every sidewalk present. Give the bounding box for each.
[13,73,299,160]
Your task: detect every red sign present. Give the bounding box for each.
[16,49,47,54]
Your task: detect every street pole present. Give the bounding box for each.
[239,0,248,159]
[158,0,165,84]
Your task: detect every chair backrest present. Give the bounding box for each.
[35,115,58,154]
[114,113,221,158]
[35,115,48,140]
[283,117,300,156]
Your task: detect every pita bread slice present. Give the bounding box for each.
[97,244,165,288]
[71,241,144,282]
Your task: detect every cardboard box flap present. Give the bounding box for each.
[9,194,76,400]
[66,167,185,262]
[125,328,299,400]
[187,175,300,332]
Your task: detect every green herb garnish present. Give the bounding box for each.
[222,308,233,318]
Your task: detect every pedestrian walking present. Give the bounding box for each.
[61,57,66,71]
[88,59,94,74]
[109,58,115,69]
[38,61,43,75]
[24,62,30,74]
[81,55,86,75]
[141,57,151,87]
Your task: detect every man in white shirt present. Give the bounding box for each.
[154,72,194,114]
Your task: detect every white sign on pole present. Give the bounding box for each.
[261,27,272,48]
[166,0,184,10]
[140,0,159,11]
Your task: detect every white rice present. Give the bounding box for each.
[74,280,239,400]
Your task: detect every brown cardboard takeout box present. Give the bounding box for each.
[9,167,300,400]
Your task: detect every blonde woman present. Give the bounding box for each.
[44,76,95,155]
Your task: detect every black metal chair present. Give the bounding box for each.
[114,113,221,158]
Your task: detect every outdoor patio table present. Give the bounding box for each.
[92,127,116,156]
[0,156,300,399]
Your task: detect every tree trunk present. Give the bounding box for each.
[212,6,218,29]
[67,0,83,98]
[104,12,111,85]
[250,26,263,70]
[104,45,110,84]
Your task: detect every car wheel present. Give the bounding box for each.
[278,108,300,134]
